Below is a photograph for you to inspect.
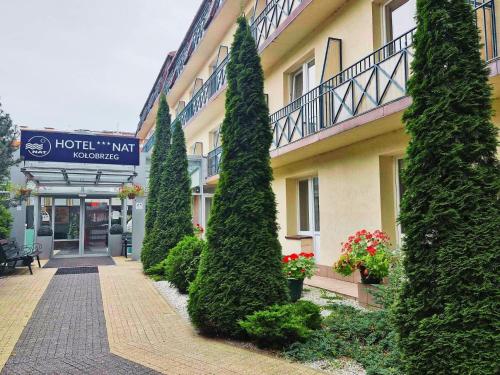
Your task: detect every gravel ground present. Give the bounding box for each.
[154,280,190,321]
[153,280,366,375]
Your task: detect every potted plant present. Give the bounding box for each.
[282,252,317,302]
[333,229,392,284]
[193,223,204,237]
[118,184,144,200]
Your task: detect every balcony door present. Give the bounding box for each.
[290,59,317,135]
[384,0,417,42]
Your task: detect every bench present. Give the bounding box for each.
[0,239,41,275]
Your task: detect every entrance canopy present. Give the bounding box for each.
[21,161,137,197]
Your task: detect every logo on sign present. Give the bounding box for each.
[26,136,52,158]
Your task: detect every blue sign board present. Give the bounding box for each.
[20,130,139,166]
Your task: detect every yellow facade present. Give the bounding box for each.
[136,0,500,293]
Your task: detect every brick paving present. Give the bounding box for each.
[100,258,322,375]
[2,258,323,375]
[1,269,159,374]
[0,268,55,369]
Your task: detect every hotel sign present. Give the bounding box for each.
[21,130,139,166]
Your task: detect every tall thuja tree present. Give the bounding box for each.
[396,1,499,374]
[188,17,288,338]
[141,94,172,269]
[145,121,193,269]
[0,103,16,239]
[0,103,18,183]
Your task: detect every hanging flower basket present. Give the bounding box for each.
[118,184,144,200]
[9,184,33,202]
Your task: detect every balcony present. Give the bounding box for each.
[173,0,310,129]
[206,1,497,176]
[136,53,175,136]
[176,56,228,127]
[163,0,223,92]
[270,0,497,150]
[250,0,304,50]
[207,146,222,177]
[142,133,155,153]
[136,1,223,135]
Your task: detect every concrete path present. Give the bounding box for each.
[1,258,322,374]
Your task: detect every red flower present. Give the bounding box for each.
[354,237,361,243]
[301,269,305,273]
[282,256,290,263]
[367,246,376,256]
[290,253,299,260]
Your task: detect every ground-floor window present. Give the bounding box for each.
[395,157,406,245]
[297,176,320,257]
[298,177,320,234]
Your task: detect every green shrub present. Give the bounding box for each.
[145,258,167,281]
[239,301,321,349]
[285,304,402,375]
[165,236,206,294]
[0,204,12,240]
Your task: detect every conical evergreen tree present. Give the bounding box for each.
[145,121,193,269]
[395,1,500,374]
[188,17,288,338]
[141,94,171,269]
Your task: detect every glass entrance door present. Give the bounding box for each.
[53,198,81,257]
[84,199,110,256]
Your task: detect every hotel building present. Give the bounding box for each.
[135,0,499,297]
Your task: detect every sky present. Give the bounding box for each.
[0,0,201,134]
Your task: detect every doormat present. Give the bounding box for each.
[43,256,115,268]
[55,266,98,275]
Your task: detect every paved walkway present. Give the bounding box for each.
[1,258,322,374]
[1,266,158,374]
[0,267,55,369]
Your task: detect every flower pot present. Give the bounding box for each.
[359,267,381,284]
[127,193,136,199]
[288,278,304,302]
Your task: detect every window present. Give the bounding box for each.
[298,180,310,232]
[290,59,315,102]
[209,125,221,151]
[395,158,406,243]
[298,177,320,234]
[385,0,416,42]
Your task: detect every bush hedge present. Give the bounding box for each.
[239,301,321,349]
[145,258,168,281]
[165,236,206,294]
